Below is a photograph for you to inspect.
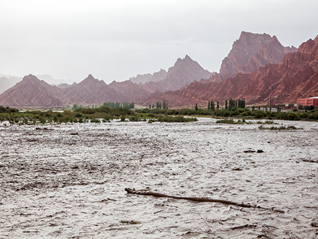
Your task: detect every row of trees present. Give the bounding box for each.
[71,102,135,110]
[149,100,169,109]
[206,98,245,111]
[102,102,134,109]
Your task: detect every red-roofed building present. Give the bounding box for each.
[297,97,318,108]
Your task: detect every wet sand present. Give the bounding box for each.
[0,118,318,238]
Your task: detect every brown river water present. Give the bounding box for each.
[0,118,318,238]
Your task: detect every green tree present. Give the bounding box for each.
[225,100,228,110]
[211,100,215,111]
[162,100,168,109]
[217,101,219,109]
[195,103,198,111]
[208,101,211,110]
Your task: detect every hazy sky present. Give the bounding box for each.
[1,0,317,84]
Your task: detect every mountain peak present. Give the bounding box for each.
[220,32,297,77]
[22,74,41,84]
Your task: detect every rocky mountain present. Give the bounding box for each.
[0,75,63,108]
[144,55,213,92]
[142,36,318,108]
[107,55,212,102]
[129,69,167,84]
[218,31,297,79]
[0,76,22,94]
[61,74,126,105]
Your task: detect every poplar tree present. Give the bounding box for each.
[211,100,215,111]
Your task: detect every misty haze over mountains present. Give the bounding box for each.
[1,31,317,109]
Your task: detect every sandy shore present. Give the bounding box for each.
[0,118,318,238]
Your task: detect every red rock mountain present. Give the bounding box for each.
[61,74,126,105]
[0,74,127,108]
[142,36,318,107]
[218,32,297,79]
[0,74,63,108]
[108,55,212,102]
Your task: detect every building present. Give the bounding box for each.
[297,97,318,108]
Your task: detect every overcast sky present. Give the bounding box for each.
[1,0,317,84]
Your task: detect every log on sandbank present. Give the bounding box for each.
[124,188,284,213]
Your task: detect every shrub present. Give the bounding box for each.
[254,111,265,119]
[90,118,100,123]
[129,116,139,121]
[288,113,297,120]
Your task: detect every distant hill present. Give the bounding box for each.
[56,82,77,89]
[0,76,22,94]
[129,69,167,84]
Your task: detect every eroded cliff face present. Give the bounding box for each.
[143,36,318,108]
[219,32,296,78]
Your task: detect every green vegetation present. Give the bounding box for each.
[258,125,300,130]
[216,119,252,124]
[1,98,317,126]
[0,105,199,125]
[157,116,197,122]
[102,101,135,109]
[256,121,276,124]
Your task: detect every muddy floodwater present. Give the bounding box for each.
[1,118,318,238]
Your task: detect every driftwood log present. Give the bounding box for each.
[125,188,284,213]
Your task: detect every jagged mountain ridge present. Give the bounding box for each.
[0,55,212,107]
[142,36,318,107]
